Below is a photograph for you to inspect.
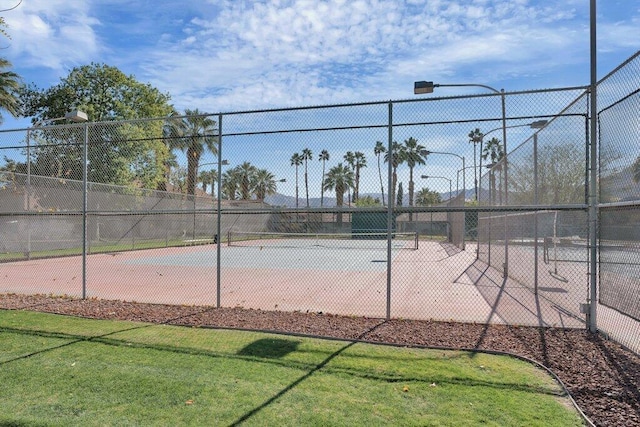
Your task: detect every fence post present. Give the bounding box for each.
[216,113,223,309]
[587,0,598,332]
[386,102,393,320]
[82,123,89,299]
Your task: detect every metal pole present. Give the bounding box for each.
[462,157,466,200]
[26,130,31,260]
[588,0,598,332]
[501,90,509,277]
[386,102,393,320]
[82,124,89,299]
[216,114,223,308]
[462,156,466,251]
[193,195,197,240]
[533,133,539,295]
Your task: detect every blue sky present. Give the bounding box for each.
[1,0,639,198]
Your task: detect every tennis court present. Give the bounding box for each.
[0,231,585,328]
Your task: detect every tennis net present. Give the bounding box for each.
[227,230,419,250]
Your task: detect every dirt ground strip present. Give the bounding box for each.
[1,293,639,426]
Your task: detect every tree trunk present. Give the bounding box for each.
[186,148,199,195]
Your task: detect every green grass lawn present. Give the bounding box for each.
[0,310,584,426]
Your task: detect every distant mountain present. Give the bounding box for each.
[264,193,337,208]
[264,191,470,208]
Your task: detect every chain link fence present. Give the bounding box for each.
[1,51,639,353]
[597,50,640,353]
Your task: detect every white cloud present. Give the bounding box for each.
[2,0,639,115]
[5,0,99,72]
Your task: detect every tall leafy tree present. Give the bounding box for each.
[396,182,404,206]
[323,163,354,225]
[165,109,218,195]
[374,141,386,206]
[403,137,427,219]
[20,63,173,189]
[318,149,330,207]
[301,148,312,208]
[169,166,187,194]
[0,57,21,124]
[509,143,585,204]
[290,153,303,208]
[468,128,484,201]
[22,63,173,123]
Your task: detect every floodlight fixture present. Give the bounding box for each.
[65,110,89,123]
[414,81,436,94]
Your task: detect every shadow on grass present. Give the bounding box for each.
[237,338,300,358]
[0,316,569,426]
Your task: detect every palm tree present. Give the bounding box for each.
[165,109,217,195]
[468,128,484,201]
[343,151,355,205]
[301,148,313,207]
[198,169,216,194]
[0,57,21,124]
[221,168,241,200]
[403,137,428,220]
[374,141,386,206]
[384,141,405,207]
[253,168,278,201]
[323,163,354,226]
[352,151,367,203]
[236,161,258,200]
[416,187,442,206]
[482,137,504,205]
[290,153,303,208]
[157,150,178,192]
[318,149,330,207]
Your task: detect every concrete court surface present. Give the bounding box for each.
[0,240,585,328]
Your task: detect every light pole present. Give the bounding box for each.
[425,150,465,198]
[25,110,88,260]
[421,175,452,200]
[415,81,508,270]
[456,165,484,198]
[414,81,507,201]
